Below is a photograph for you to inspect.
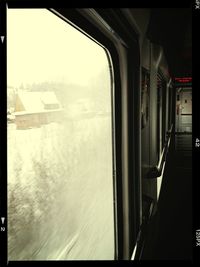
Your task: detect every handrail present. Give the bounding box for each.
[131,195,155,260]
[146,124,173,179]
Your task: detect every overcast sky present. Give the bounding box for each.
[7,8,109,88]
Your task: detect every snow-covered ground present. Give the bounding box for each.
[7,116,115,260]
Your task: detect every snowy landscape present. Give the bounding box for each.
[8,115,115,260]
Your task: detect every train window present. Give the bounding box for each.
[7,9,115,260]
[141,68,150,129]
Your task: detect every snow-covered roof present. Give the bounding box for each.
[17,91,60,112]
[41,92,60,105]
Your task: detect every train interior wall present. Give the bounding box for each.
[141,42,171,202]
[140,39,192,260]
[141,132,192,260]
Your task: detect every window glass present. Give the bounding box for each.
[7,9,114,260]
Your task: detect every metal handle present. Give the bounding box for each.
[146,124,173,179]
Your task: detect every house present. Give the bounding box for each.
[14,91,64,129]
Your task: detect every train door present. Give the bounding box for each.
[167,85,172,130]
[157,75,163,159]
[175,88,192,133]
[141,68,150,179]
[157,74,167,158]
[162,80,167,148]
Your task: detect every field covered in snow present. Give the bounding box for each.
[8,116,115,260]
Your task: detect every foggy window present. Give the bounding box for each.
[7,9,115,260]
